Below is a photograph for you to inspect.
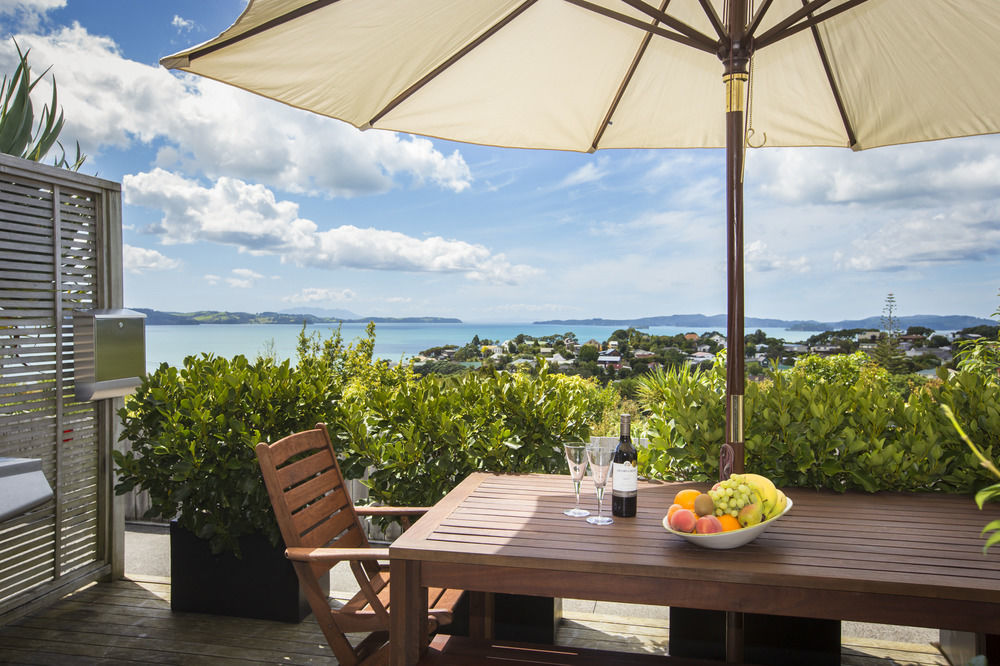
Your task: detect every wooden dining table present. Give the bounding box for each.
[387,473,1000,665]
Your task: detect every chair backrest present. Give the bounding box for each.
[256,423,370,553]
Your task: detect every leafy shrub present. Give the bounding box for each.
[114,325,386,555]
[114,354,344,554]
[956,296,1000,382]
[639,354,999,494]
[943,405,1000,553]
[338,363,605,507]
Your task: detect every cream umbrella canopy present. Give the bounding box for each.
[163,0,1000,480]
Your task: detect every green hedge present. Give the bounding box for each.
[114,354,344,554]
[641,357,999,494]
[338,363,607,507]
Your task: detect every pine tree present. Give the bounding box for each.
[872,293,908,374]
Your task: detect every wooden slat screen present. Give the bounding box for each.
[0,158,117,614]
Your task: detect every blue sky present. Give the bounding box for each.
[3,0,999,323]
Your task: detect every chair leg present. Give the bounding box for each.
[356,630,390,664]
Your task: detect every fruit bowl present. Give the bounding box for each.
[663,497,793,550]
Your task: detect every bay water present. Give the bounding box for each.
[144,322,819,373]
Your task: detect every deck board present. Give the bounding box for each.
[0,576,948,665]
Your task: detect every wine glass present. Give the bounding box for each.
[585,441,614,525]
[563,443,590,517]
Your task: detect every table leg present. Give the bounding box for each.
[469,591,495,640]
[390,558,426,666]
[725,610,744,663]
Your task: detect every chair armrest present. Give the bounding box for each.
[354,506,429,518]
[285,547,390,563]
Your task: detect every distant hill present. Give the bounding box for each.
[533,313,994,331]
[133,308,461,325]
[277,306,360,319]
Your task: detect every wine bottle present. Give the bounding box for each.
[611,413,637,517]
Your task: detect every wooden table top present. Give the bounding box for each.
[389,473,1000,633]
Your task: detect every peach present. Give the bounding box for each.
[695,515,724,534]
[669,508,697,533]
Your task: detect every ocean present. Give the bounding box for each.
[143,322,820,373]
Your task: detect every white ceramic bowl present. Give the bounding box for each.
[663,497,793,550]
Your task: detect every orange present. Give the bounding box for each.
[718,514,741,532]
[666,503,684,521]
[673,489,700,512]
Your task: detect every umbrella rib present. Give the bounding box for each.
[805,4,858,148]
[172,0,341,64]
[617,0,719,49]
[589,0,671,151]
[746,0,775,41]
[697,0,727,42]
[566,0,717,54]
[755,0,871,49]
[363,0,537,129]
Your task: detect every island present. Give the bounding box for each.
[132,309,461,326]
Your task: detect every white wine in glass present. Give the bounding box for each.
[563,443,590,517]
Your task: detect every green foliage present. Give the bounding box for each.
[637,363,726,482]
[942,405,1000,553]
[787,351,887,388]
[956,295,1000,382]
[339,364,605,508]
[0,39,85,169]
[114,354,344,555]
[638,354,999,495]
[114,325,390,556]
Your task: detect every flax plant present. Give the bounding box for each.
[0,39,85,169]
[942,404,1000,553]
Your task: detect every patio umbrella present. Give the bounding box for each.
[162,0,1000,481]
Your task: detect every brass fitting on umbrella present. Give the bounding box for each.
[724,72,749,113]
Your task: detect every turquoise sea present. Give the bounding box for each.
[144,322,820,373]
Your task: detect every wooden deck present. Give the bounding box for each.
[0,575,947,665]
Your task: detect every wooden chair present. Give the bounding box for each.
[256,423,463,665]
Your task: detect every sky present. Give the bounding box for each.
[2,1,999,324]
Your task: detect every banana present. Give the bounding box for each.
[765,488,788,520]
[732,473,778,518]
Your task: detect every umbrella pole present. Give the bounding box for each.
[722,6,750,664]
[720,24,749,485]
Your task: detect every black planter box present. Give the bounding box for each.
[441,593,563,644]
[668,608,840,666]
[170,521,326,622]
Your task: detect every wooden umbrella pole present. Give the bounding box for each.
[722,4,751,664]
[721,10,750,483]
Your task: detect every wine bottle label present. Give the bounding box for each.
[612,461,637,494]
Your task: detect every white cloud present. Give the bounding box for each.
[232,268,264,280]
[123,244,180,273]
[0,0,63,29]
[555,161,607,189]
[284,287,356,304]
[204,273,221,285]
[171,15,194,31]
[751,138,1000,207]
[745,240,811,273]
[1,26,472,197]
[123,168,538,283]
[226,277,253,288]
[836,204,1000,272]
